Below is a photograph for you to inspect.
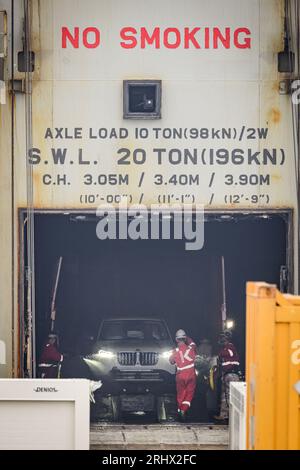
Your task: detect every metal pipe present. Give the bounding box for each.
[50,257,63,333]
[23,0,36,378]
[286,0,300,294]
[221,255,227,329]
[11,0,15,378]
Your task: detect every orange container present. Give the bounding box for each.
[246,282,300,450]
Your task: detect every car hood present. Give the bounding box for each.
[94,339,174,352]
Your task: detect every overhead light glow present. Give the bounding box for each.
[226,319,235,330]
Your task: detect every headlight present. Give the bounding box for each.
[161,350,173,360]
[97,349,115,359]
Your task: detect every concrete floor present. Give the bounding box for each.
[90,423,229,450]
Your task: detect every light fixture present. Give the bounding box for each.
[225,319,235,330]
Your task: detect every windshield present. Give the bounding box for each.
[99,320,170,341]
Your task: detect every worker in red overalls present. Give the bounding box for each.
[169,329,197,421]
[214,330,240,422]
[38,333,64,378]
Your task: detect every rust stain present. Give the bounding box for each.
[271,173,282,182]
[267,107,281,125]
[33,170,42,206]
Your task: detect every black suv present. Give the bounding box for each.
[89,318,176,418]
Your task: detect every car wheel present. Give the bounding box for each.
[157,395,177,423]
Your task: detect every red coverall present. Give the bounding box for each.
[218,342,240,419]
[218,342,240,373]
[169,338,197,413]
[39,342,63,378]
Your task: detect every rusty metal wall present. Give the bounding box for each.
[0,0,298,377]
[0,0,12,378]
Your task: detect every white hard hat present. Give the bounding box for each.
[175,329,187,340]
[48,333,58,340]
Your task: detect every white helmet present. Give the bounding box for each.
[175,329,187,341]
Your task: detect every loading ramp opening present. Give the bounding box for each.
[20,210,290,424]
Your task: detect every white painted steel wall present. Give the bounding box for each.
[23,0,295,209]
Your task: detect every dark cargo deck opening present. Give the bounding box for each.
[20,210,291,422]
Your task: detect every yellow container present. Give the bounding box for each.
[246,282,300,450]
